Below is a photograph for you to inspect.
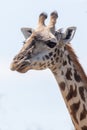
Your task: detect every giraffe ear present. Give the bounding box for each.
[21,27,34,39]
[62,27,77,43]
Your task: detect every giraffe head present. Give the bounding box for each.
[10,11,76,73]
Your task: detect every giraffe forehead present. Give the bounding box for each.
[26,30,56,44]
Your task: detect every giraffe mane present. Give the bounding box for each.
[66,44,87,87]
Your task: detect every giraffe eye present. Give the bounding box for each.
[46,40,57,48]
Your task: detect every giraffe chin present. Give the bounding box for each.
[10,61,31,73]
[16,68,29,73]
[16,65,31,73]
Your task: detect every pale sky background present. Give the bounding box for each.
[0,0,87,130]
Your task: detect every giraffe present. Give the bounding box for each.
[10,11,87,130]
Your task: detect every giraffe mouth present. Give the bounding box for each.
[16,62,29,73]
[10,59,31,73]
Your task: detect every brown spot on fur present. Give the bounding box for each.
[57,49,60,55]
[70,100,80,124]
[59,82,65,91]
[66,85,77,101]
[67,54,71,65]
[39,63,46,67]
[63,60,67,66]
[81,126,87,130]
[52,67,56,72]
[55,48,57,52]
[79,87,85,102]
[53,54,56,58]
[66,68,72,80]
[45,55,49,60]
[49,52,53,57]
[51,61,55,65]
[51,57,53,61]
[74,69,81,82]
[80,104,87,120]
[56,57,59,62]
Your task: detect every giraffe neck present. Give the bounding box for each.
[51,44,87,130]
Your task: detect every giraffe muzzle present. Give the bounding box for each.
[10,58,31,73]
[10,47,33,73]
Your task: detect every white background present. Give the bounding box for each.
[0,0,87,130]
